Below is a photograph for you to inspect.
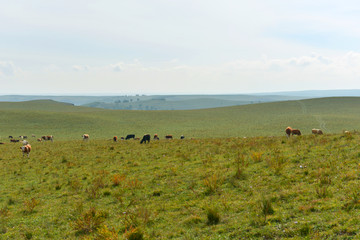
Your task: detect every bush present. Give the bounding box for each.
[124,226,144,240]
[206,207,220,225]
[72,207,107,235]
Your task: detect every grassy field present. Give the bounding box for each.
[1,133,360,239]
[1,97,360,140]
[1,98,360,239]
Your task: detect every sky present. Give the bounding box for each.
[1,0,360,95]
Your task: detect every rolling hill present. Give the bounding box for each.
[0,97,360,140]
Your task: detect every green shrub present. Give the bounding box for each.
[206,207,220,225]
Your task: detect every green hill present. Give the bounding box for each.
[0,97,360,140]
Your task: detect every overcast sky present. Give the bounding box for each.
[1,0,360,95]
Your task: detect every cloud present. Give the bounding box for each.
[0,61,18,76]
[72,65,90,71]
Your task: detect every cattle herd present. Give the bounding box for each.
[0,127,353,158]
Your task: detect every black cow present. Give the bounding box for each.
[126,134,135,140]
[180,135,185,139]
[8,136,13,139]
[140,134,151,144]
[10,139,19,143]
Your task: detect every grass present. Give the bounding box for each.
[1,133,360,238]
[1,97,360,140]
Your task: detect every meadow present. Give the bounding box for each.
[1,134,360,239]
[1,97,360,140]
[1,97,360,239]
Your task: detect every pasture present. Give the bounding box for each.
[1,97,360,238]
[1,97,360,140]
[1,134,360,239]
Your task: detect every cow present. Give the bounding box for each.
[165,135,173,139]
[10,139,19,143]
[140,134,151,144]
[8,136,13,139]
[125,134,135,140]
[20,144,31,157]
[22,140,29,145]
[82,134,89,141]
[0,142,4,145]
[291,129,301,136]
[180,135,185,139]
[154,134,159,140]
[312,129,323,135]
[285,127,292,137]
[120,137,125,140]
[41,135,53,141]
[32,134,36,138]
[19,136,27,139]
[37,138,42,142]
[113,136,118,142]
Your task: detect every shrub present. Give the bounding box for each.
[204,174,223,195]
[251,152,263,163]
[315,185,330,198]
[72,207,107,235]
[96,225,119,240]
[234,152,248,179]
[260,196,274,221]
[111,174,126,187]
[299,223,311,236]
[123,226,144,240]
[23,198,39,214]
[206,207,220,225]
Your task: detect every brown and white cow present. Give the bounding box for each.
[82,134,89,140]
[20,144,31,157]
[113,136,118,142]
[42,135,54,141]
[312,129,323,135]
[153,134,159,140]
[291,129,301,136]
[285,127,292,137]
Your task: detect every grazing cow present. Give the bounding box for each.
[10,139,19,143]
[125,134,135,140]
[154,134,159,140]
[8,136,13,139]
[20,144,31,157]
[312,129,323,135]
[113,136,118,142]
[120,137,124,140]
[32,134,36,138]
[140,134,151,144]
[285,127,292,137]
[165,135,173,139]
[344,130,350,134]
[42,135,53,141]
[291,129,301,136]
[0,142,4,145]
[19,136,27,139]
[82,134,89,141]
[37,138,42,142]
[22,140,29,145]
[180,135,185,139]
